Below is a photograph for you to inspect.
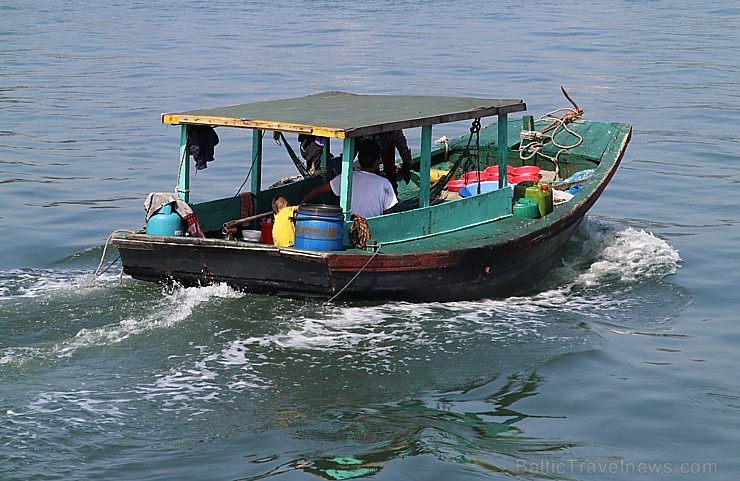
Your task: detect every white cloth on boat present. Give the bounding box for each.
[553,189,574,205]
[144,192,194,221]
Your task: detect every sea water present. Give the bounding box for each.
[1,1,739,479]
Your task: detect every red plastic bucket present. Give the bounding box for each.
[511,173,540,183]
[447,179,466,192]
[260,219,273,244]
[461,171,495,183]
[483,166,500,179]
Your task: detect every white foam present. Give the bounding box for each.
[0,267,124,300]
[132,342,272,411]
[214,297,569,379]
[574,226,681,287]
[1,283,244,366]
[0,347,45,366]
[54,283,244,357]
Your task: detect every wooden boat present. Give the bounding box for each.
[112,90,631,302]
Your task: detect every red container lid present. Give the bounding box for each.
[447,179,466,192]
[461,171,488,183]
[511,173,540,183]
[513,166,541,176]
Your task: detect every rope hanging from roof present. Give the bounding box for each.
[273,132,312,178]
[396,118,482,211]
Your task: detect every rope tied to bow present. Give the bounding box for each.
[518,87,585,175]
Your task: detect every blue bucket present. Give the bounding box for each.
[294,204,344,251]
[146,204,185,236]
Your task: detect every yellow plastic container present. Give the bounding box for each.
[430,168,449,183]
[524,182,553,217]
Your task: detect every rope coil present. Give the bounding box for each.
[518,106,584,174]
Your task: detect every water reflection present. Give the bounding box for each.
[250,371,573,480]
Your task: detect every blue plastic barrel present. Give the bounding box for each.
[294,204,344,251]
[146,204,185,236]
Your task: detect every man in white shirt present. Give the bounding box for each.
[302,139,398,218]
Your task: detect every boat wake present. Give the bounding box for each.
[0,281,244,366]
[1,218,684,369]
[0,219,688,480]
[559,219,682,287]
[244,218,684,355]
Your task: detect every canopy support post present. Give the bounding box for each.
[251,129,263,196]
[497,113,509,189]
[419,125,432,208]
[177,125,190,202]
[339,137,355,220]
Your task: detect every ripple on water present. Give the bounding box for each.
[686,387,740,413]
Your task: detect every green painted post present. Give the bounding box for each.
[177,125,189,202]
[420,125,432,208]
[498,113,508,189]
[251,129,262,195]
[339,137,355,220]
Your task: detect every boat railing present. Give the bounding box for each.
[363,185,512,245]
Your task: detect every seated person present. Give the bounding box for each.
[271,195,297,247]
[302,140,398,218]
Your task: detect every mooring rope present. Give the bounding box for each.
[326,245,382,303]
[87,228,138,287]
[95,229,136,276]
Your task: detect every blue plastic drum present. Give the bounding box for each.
[294,204,344,251]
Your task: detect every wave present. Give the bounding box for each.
[0,220,688,481]
[1,218,684,367]
[0,283,244,365]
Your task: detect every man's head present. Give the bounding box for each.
[356,139,382,170]
[272,195,290,214]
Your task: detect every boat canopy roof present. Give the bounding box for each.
[162,91,526,139]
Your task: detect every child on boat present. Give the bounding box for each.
[271,195,297,247]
